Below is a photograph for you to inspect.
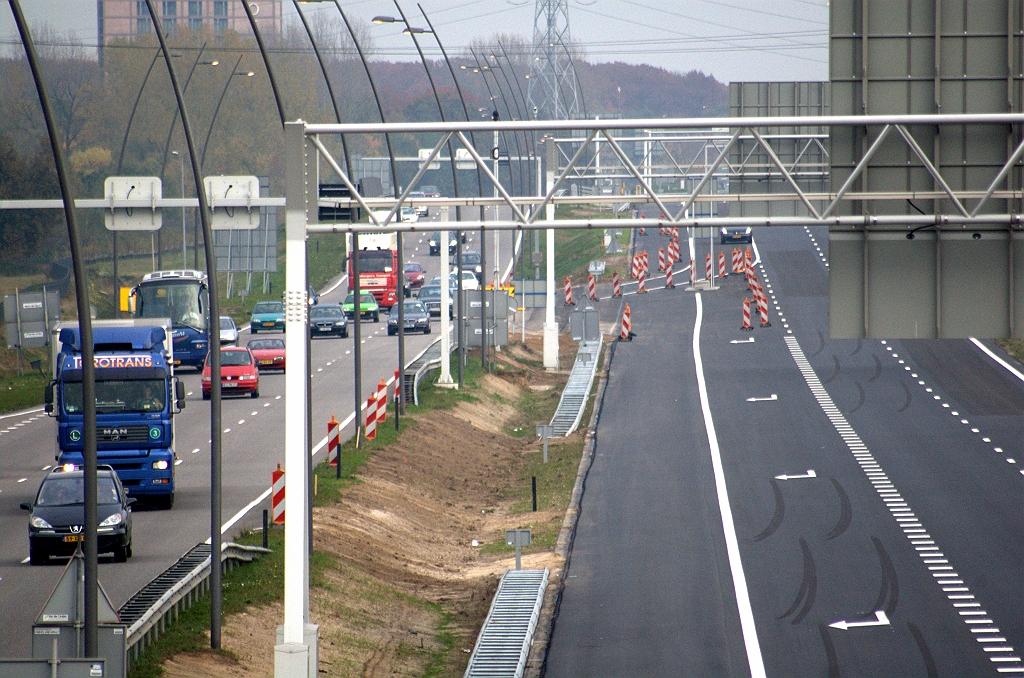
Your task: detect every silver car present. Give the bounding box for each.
[219,316,239,345]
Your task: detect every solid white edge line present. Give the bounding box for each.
[969,337,1024,385]
[0,407,45,421]
[322,273,349,297]
[693,293,767,678]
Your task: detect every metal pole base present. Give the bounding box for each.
[275,624,318,678]
[543,323,559,371]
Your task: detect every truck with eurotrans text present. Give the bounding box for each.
[46,320,185,509]
[347,232,403,309]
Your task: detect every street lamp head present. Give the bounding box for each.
[200,60,219,66]
[238,71,256,77]
[403,27,430,34]
[171,150,179,156]
[372,15,396,24]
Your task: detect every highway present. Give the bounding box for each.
[545,225,1023,676]
[0,219,513,658]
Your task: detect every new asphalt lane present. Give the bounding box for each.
[0,221,501,657]
[545,225,1023,676]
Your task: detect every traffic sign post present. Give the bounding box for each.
[536,424,555,463]
[505,529,532,570]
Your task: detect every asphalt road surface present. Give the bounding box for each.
[0,219,505,658]
[545,225,1023,676]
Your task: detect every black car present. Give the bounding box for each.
[388,300,432,335]
[416,284,454,319]
[460,251,483,281]
[720,226,753,244]
[428,231,458,256]
[309,303,348,338]
[21,465,134,565]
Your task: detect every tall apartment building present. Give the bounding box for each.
[97,1,281,46]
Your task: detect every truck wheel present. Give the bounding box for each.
[29,542,48,566]
[112,543,128,563]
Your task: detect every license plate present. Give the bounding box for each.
[259,359,273,365]
[263,322,275,327]
[173,359,181,365]
[64,535,82,542]
[223,382,238,388]
[318,327,331,332]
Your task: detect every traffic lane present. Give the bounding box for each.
[546,289,751,678]
[699,285,999,676]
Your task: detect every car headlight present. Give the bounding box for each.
[202,376,211,382]
[240,374,256,381]
[152,460,169,470]
[99,513,122,527]
[30,516,52,529]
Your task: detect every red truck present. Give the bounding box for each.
[347,233,401,309]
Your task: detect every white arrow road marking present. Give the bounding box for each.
[746,394,778,402]
[730,338,755,344]
[829,610,889,631]
[775,470,817,481]
[20,557,30,564]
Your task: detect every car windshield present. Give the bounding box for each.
[419,287,441,299]
[219,317,235,330]
[37,476,120,506]
[344,294,376,305]
[404,263,421,273]
[136,280,208,332]
[401,302,426,314]
[310,306,344,319]
[462,252,481,266]
[248,339,284,350]
[253,302,283,315]
[64,379,166,414]
[219,351,252,367]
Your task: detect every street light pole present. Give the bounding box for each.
[171,150,186,267]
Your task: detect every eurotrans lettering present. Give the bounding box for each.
[72,355,154,369]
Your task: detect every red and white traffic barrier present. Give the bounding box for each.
[365,393,378,441]
[741,298,753,331]
[564,276,574,305]
[705,254,712,281]
[745,247,753,269]
[671,239,681,262]
[639,226,646,235]
[588,273,597,301]
[620,303,632,341]
[630,255,638,279]
[748,272,758,296]
[376,379,387,424]
[637,267,648,292]
[732,248,742,273]
[327,415,340,467]
[665,264,675,288]
[642,250,649,274]
[658,247,666,272]
[271,463,285,525]
[612,270,622,297]
[718,252,727,277]
[689,258,696,285]
[757,284,771,327]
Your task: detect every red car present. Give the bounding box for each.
[247,337,286,372]
[202,346,260,399]
[404,262,425,288]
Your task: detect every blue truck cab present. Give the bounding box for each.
[131,270,210,371]
[46,323,185,509]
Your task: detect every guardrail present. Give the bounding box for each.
[121,541,270,664]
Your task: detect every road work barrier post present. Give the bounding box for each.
[757,284,771,327]
[658,247,666,271]
[733,248,742,273]
[742,298,753,331]
[588,273,597,301]
[689,259,696,286]
[620,303,633,341]
[612,271,622,297]
[375,379,387,424]
[327,415,340,467]
[638,268,648,293]
[272,464,285,525]
[365,394,378,441]
[665,264,675,289]
[718,252,728,277]
[745,247,753,270]
[631,255,639,279]
[262,509,269,549]
[564,277,573,305]
[642,251,649,274]
[705,253,712,281]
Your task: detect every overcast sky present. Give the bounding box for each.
[0,0,828,84]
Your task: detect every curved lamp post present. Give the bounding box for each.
[199,57,254,168]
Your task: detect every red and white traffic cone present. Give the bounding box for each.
[365,393,378,441]
[620,303,632,341]
[638,268,648,292]
[272,463,285,525]
[718,251,727,277]
[741,298,753,331]
[757,284,771,327]
[612,270,622,297]
[705,254,712,280]
[564,276,574,305]
[376,379,387,424]
[665,264,675,289]
[588,273,597,301]
[658,247,666,271]
[327,415,340,466]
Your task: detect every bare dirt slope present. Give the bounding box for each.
[162,336,575,678]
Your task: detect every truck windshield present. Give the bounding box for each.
[37,476,120,506]
[64,379,166,414]
[136,281,208,332]
[360,251,393,273]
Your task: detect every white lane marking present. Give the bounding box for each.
[264,403,270,407]
[786,335,1015,659]
[174,458,183,466]
[17,478,27,483]
[251,411,258,416]
[775,470,816,481]
[730,338,755,344]
[275,396,282,400]
[238,419,245,425]
[42,465,51,471]
[830,610,890,631]
[970,337,1024,385]
[223,428,231,433]
[20,557,30,564]
[0,407,44,421]
[746,394,778,402]
[187,391,194,396]
[191,448,200,454]
[693,293,767,678]
[322,274,349,296]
